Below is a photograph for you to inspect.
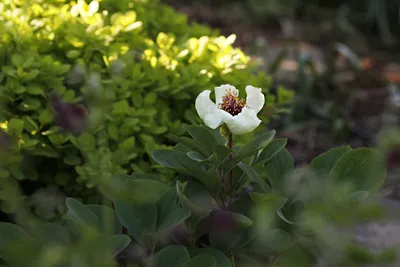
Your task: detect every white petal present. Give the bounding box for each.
[203,106,224,129]
[215,84,239,105]
[245,85,265,114]
[224,107,262,135]
[195,90,215,119]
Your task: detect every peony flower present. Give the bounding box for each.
[195,84,265,135]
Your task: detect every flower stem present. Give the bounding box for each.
[227,133,233,193]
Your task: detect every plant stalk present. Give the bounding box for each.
[227,133,233,193]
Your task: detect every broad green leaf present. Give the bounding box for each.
[236,130,276,158]
[205,127,226,145]
[277,209,295,225]
[184,254,217,267]
[261,229,291,253]
[213,145,232,167]
[348,191,369,202]
[237,162,270,192]
[0,223,31,252]
[152,245,190,267]
[328,148,386,194]
[123,179,169,204]
[225,130,275,173]
[24,223,71,244]
[8,119,24,136]
[157,208,191,230]
[190,248,231,267]
[310,146,352,179]
[152,149,220,195]
[231,212,253,228]
[169,135,209,157]
[86,204,123,235]
[104,178,169,204]
[277,200,304,225]
[157,188,191,230]
[187,151,208,162]
[187,126,218,155]
[176,181,210,225]
[250,192,288,227]
[264,148,294,195]
[255,138,288,166]
[157,188,179,222]
[107,234,131,257]
[66,198,101,229]
[114,200,157,243]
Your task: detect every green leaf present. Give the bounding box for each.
[0,223,31,252]
[176,181,210,225]
[187,126,218,155]
[310,146,352,179]
[107,234,131,257]
[264,148,294,195]
[213,145,232,167]
[225,130,276,173]
[237,162,270,192]
[348,191,369,202]
[39,109,53,125]
[190,248,231,267]
[114,200,157,242]
[9,165,25,180]
[158,208,191,230]
[250,192,288,227]
[25,222,71,244]
[169,134,209,157]
[236,130,276,158]
[184,254,217,267]
[144,92,157,105]
[328,148,386,194]
[8,119,24,136]
[157,188,179,219]
[124,179,169,203]
[152,245,190,267]
[66,198,101,229]
[113,100,130,115]
[11,54,23,67]
[157,188,191,230]
[86,204,123,235]
[255,138,287,166]
[24,70,40,80]
[261,228,291,253]
[18,98,41,111]
[187,151,208,162]
[63,155,82,166]
[231,212,253,227]
[77,133,96,151]
[152,149,220,195]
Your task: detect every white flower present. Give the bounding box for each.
[195,84,265,135]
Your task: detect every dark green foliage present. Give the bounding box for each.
[0,0,292,218]
[0,126,393,267]
[0,125,391,266]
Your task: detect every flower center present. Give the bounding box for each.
[219,89,246,116]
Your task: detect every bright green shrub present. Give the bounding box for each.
[0,0,293,217]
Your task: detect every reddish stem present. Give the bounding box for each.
[227,133,233,193]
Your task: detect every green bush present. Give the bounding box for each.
[0,0,292,218]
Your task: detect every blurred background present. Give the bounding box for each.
[164,0,400,184]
